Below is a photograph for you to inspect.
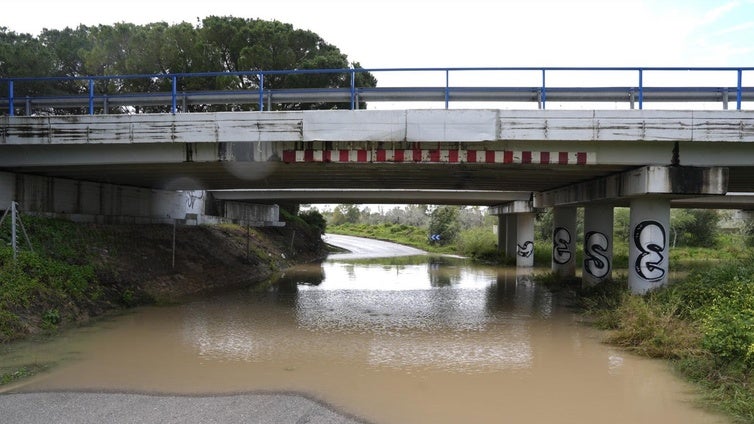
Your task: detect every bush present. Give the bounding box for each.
[298,209,327,234]
[458,227,498,261]
[701,279,754,369]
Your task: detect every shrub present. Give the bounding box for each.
[701,279,754,369]
[298,209,327,234]
[458,227,498,261]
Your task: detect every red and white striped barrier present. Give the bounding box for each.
[282,149,593,165]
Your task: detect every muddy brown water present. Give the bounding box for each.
[1,253,729,423]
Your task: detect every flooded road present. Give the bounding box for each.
[1,236,728,423]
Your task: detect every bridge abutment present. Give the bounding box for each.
[0,171,283,227]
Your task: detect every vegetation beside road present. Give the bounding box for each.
[0,211,326,385]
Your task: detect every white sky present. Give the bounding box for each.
[4,0,754,69]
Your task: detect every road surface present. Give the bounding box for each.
[0,392,368,424]
[323,233,426,260]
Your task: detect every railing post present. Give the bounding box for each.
[8,80,14,117]
[258,72,265,111]
[541,69,547,110]
[350,69,356,110]
[445,69,450,110]
[88,79,95,115]
[638,69,644,110]
[171,75,177,114]
[737,68,743,110]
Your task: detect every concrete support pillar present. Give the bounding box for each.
[505,214,518,260]
[516,213,535,267]
[552,207,577,277]
[496,214,506,255]
[628,198,670,294]
[583,205,614,286]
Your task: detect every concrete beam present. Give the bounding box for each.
[534,166,728,208]
[210,189,531,206]
[488,200,536,215]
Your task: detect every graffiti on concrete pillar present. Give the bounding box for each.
[633,220,666,282]
[517,241,534,258]
[584,231,610,279]
[552,227,572,265]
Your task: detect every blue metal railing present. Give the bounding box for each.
[1,67,752,116]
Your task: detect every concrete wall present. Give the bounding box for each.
[1,171,206,223]
[220,201,283,227]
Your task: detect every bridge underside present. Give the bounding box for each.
[2,161,627,194]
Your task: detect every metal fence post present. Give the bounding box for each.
[11,201,17,261]
[8,80,14,117]
[445,69,450,110]
[258,73,265,111]
[737,69,743,110]
[350,69,356,110]
[638,69,644,110]
[88,79,95,115]
[541,69,547,110]
[171,75,178,114]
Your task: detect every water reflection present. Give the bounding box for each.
[7,251,729,423]
[180,256,559,373]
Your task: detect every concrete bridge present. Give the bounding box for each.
[2,67,753,293]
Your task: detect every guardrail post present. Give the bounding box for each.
[445,69,450,110]
[350,69,356,110]
[541,69,547,110]
[258,72,265,111]
[638,69,644,110]
[7,80,14,117]
[88,79,95,115]
[171,75,177,114]
[737,68,743,110]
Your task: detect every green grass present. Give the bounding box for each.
[0,363,48,386]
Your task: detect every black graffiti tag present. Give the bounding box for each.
[584,231,610,279]
[552,227,572,265]
[517,241,534,258]
[633,220,666,282]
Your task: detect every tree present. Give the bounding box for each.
[670,209,720,247]
[330,204,360,225]
[1,18,377,114]
[428,206,460,245]
[299,209,327,235]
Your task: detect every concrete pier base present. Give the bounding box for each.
[628,198,670,294]
[516,213,535,267]
[552,207,577,277]
[583,205,614,286]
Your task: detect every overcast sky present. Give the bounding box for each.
[4,0,754,69]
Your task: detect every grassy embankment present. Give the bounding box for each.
[0,212,325,385]
[329,222,754,423]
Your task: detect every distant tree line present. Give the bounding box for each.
[325,204,494,245]
[0,17,376,113]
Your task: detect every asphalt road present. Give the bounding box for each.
[0,392,368,424]
[323,233,426,260]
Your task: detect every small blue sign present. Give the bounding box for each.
[430,234,441,242]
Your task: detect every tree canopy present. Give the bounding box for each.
[0,17,376,112]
